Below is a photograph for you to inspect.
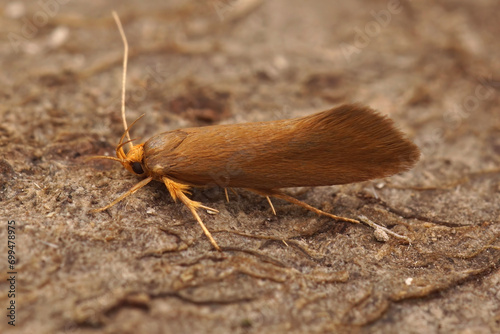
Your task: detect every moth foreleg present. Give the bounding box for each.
[92,176,153,213]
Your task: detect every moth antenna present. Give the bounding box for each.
[85,156,124,163]
[116,114,145,158]
[117,137,143,153]
[118,114,146,146]
[111,11,132,150]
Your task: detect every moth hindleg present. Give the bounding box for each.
[247,188,359,224]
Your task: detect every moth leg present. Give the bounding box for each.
[163,177,221,251]
[224,188,239,202]
[244,189,276,215]
[198,204,219,213]
[92,176,153,213]
[266,196,277,215]
[247,188,359,224]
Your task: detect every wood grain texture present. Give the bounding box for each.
[143,104,420,188]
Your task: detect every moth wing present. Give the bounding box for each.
[143,104,419,189]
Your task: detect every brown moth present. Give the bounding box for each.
[90,12,420,251]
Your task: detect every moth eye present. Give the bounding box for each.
[131,162,144,175]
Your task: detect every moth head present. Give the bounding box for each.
[116,142,147,176]
[88,114,149,177]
